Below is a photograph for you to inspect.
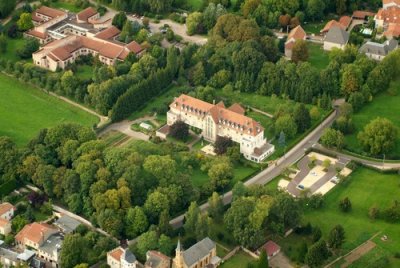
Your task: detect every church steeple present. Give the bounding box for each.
[173,239,184,268]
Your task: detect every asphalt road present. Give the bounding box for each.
[169,110,338,228]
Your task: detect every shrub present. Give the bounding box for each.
[169,120,189,141]
[339,197,352,212]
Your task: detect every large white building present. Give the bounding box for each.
[166,94,274,163]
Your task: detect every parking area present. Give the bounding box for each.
[279,152,352,197]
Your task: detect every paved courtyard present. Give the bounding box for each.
[280,152,351,197]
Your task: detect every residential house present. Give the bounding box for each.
[320,16,351,34]
[360,39,398,60]
[323,26,350,51]
[375,0,400,37]
[145,251,171,268]
[0,203,16,221]
[352,10,376,21]
[383,0,400,9]
[15,222,63,266]
[166,94,275,163]
[31,6,67,26]
[15,222,57,250]
[37,233,63,265]
[0,240,36,268]
[54,215,81,234]
[0,203,16,235]
[259,241,281,259]
[284,25,306,59]
[107,247,142,268]
[172,238,221,268]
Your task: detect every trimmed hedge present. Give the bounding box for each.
[0,179,17,198]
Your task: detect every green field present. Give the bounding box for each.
[279,167,400,267]
[220,251,256,268]
[303,20,327,34]
[0,74,98,146]
[50,0,84,12]
[308,43,330,70]
[75,65,94,80]
[344,78,400,159]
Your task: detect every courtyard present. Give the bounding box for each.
[279,152,352,197]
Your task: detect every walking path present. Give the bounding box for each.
[250,107,274,118]
[25,185,118,241]
[325,232,381,268]
[98,116,154,141]
[314,144,400,170]
[48,92,109,127]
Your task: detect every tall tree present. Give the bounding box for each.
[327,224,345,249]
[292,40,309,63]
[294,104,311,133]
[357,117,398,156]
[60,234,88,268]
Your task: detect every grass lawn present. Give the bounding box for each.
[49,0,84,12]
[220,251,256,268]
[75,65,94,80]
[1,37,27,62]
[100,130,129,147]
[278,167,400,267]
[344,78,400,159]
[128,85,189,121]
[308,43,330,70]
[0,74,98,146]
[187,0,203,11]
[190,165,257,188]
[303,20,327,34]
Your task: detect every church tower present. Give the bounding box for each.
[173,239,184,268]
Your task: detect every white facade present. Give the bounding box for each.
[324,41,346,51]
[167,95,274,163]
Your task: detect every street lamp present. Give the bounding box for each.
[383,153,386,166]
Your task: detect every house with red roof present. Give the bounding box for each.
[107,247,142,268]
[284,25,306,59]
[259,240,281,259]
[166,94,275,163]
[0,203,16,235]
[375,0,400,37]
[76,7,100,23]
[320,16,351,35]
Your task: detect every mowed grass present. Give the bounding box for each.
[302,167,400,267]
[220,251,256,268]
[187,0,203,11]
[303,20,327,34]
[50,0,83,12]
[75,65,94,80]
[308,43,330,70]
[344,78,400,159]
[0,74,98,146]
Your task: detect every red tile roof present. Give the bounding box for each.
[384,23,400,37]
[26,29,48,39]
[339,16,352,28]
[0,203,15,217]
[171,94,263,136]
[352,10,375,19]
[228,103,245,115]
[376,7,400,24]
[287,25,306,40]
[321,20,345,33]
[262,241,281,257]
[77,7,98,22]
[109,247,123,262]
[35,6,66,18]
[383,0,400,5]
[15,223,56,245]
[94,26,121,40]
[45,35,143,62]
